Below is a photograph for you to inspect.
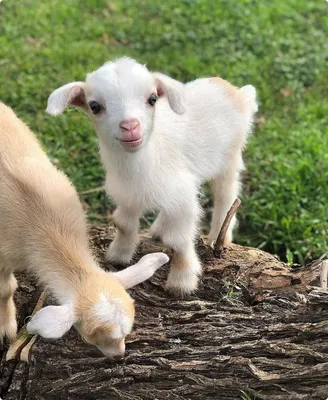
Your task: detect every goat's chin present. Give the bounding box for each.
[121,144,143,153]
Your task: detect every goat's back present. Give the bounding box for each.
[159,78,257,181]
[0,102,87,267]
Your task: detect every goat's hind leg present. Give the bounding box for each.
[0,259,18,342]
[208,167,241,246]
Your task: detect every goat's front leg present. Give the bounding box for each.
[0,271,18,343]
[106,206,141,265]
[154,196,202,295]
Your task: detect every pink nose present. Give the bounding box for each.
[119,118,140,134]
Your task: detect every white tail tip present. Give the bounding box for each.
[239,85,258,113]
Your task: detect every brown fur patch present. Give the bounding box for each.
[172,251,189,271]
[209,77,246,114]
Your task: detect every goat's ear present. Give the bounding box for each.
[114,253,169,289]
[27,304,77,339]
[46,82,87,116]
[153,73,186,115]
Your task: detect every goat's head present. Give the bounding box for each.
[27,252,169,358]
[46,57,186,152]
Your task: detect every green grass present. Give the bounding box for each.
[1,0,327,263]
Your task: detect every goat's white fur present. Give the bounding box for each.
[47,57,258,295]
[27,304,77,339]
[0,102,169,358]
[93,294,132,339]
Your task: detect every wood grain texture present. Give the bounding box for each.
[0,227,327,400]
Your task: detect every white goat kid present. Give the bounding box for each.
[47,57,257,295]
[0,102,168,358]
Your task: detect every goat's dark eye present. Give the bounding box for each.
[147,93,158,106]
[89,101,102,115]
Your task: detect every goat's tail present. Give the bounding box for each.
[239,85,258,114]
[238,85,258,133]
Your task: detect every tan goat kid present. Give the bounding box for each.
[0,102,168,358]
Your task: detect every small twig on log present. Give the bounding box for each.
[214,198,241,258]
[320,260,328,290]
[6,290,47,361]
[20,334,39,362]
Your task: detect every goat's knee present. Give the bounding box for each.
[0,274,18,342]
[0,273,17,299]
[154,198,200,249]
[106,207,140,264]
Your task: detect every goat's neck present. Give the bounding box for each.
[28,230,101,305]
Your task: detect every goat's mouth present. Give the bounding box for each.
[119,137,143,148]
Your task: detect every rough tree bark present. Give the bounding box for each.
[0,227,327,400]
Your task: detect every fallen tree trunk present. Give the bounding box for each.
[1,227,327,400]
